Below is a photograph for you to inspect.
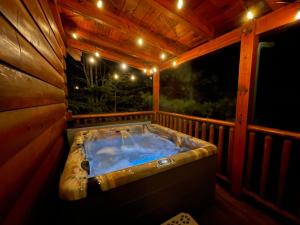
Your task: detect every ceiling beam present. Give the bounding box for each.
[161,3,300,71]
[64,25,160,64]
[151,0,214,38]
[160,27,242,71]
[264,0,283,10]
[58,0,187,55]
[67,39,149,70]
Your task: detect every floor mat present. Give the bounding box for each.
[161,212,199,225]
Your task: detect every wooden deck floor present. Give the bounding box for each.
[188,185,282,225]
[30,183,285,225]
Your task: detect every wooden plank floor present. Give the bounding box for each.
[188,185,282,225]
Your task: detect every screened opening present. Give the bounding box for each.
[253,23,300,132]
[66,54,152,114]
[160,43,240,121]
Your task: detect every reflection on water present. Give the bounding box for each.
[85,132,184,177]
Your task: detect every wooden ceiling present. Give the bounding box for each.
[51,0,286,69]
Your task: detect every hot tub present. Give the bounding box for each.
[59,122,217,224]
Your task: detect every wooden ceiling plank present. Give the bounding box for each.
[161,2,300,71]
[67,39,149,70]
[64,25,160,64]
[58,0,186,55]
[152,0,215,38]
[264,0,283,10]
[160,27,242,70]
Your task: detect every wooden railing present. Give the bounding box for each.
[68,110,300,224]
[70,111,154,127]
[156,111,235,184]
[242,124,300,224]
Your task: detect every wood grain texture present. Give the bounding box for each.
[0,0,64,73]
[0,16,64,88]
[0,103,66,166]
[0,117,65,221]
[39,0,66,55]
[2,136,64,225]
[0,64,65,111]
[22,0,64,60]
[231,21,258,196]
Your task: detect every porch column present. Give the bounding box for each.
[231,21,258,196]
[153,71,160,112]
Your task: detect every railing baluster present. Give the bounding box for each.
[201,123,207,140]
[245,132,256,189]
[276,140,292,207]
[209,124,214,143]
[217,126,224,173]
[169,116,173,129]
[178,118,182,132]
[260,135,272,197]
[174,117,177,131]
[227,127,234,178]
[165,115,169,127]
[183,119,188,134]
[195,121,199,138]
[188,120,193,136]
[162,114,165,126]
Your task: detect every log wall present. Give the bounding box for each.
[0,0,66,224]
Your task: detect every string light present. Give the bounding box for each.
[75,86,79,90]
[177,0,184,10]
[172,61,177,67]
[160,53,166,60]
[130,74,136,81]
[89,57,95,64]
[149,69,153,74]
[246,10,254,20]
[143,68,147,73]
[97,0,103,8]
[113,73,119,80]
[72,33,78,39]
[296,10,300,20]
[121,63,127,70]
[152,67,157,73]
[95,52,100,57]
[137,38,144,46]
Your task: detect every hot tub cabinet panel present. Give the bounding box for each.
[59,123,217,224]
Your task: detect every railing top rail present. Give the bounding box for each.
[158,111,235,127]
[248,124,300,140]
[72,111,154,119]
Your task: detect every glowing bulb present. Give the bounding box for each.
[172,61,177,67]
[149,69,153,74]
[152,67,157,73]
[296,10,300,20]
[177,0,183,10]
[246,10,254,20]
[75,85,79,90]
[130,74,136,81]
[160,53,166,60]
[97,0,103,8]
[89,57,95,63]
[95,52,100,57]
[137,38,143,46]
[72,33,78,39]
[113,73,119,80]
[121,63,127,70]
[143,68,147,73]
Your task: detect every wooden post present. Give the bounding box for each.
[153,71,160,112]
[231,21,258,196]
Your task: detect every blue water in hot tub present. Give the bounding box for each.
[84,132,184,177]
